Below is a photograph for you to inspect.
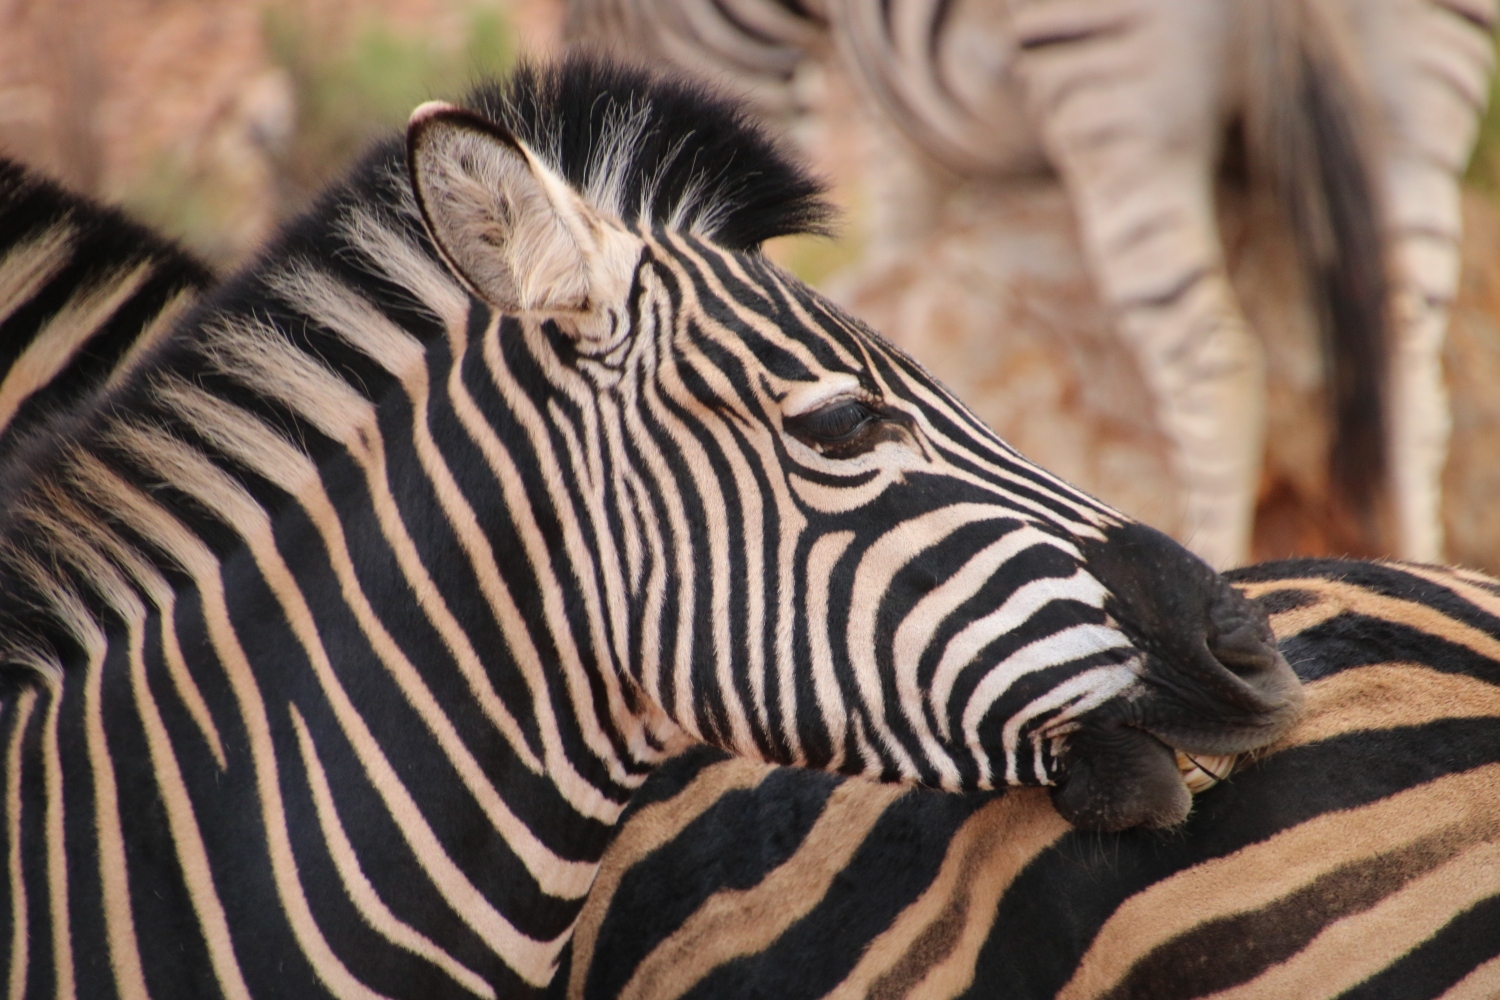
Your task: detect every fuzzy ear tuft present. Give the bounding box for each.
[406,101,636,320]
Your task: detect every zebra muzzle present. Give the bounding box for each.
[1047,521,1303,830]
[1078,521,1305,754]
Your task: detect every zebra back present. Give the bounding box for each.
[0,158,214,470]
[563,0,826,117]
[562,557,1500,999]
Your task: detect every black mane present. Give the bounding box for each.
[463,53,833,249]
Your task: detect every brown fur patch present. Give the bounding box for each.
[826,789,1070,1000]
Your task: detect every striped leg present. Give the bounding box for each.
[1354,0,1496,561]
[1005,0,1262,568]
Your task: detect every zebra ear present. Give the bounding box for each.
[406,102,637,322]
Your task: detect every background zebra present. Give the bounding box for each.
[0,158,214,470]
[0,57,1301,997]
[558,557,1500,1000]
[565,0,1498,569]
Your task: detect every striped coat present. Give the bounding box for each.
[0,57,1301,998]
[563,558,1500,1000]
[0,158,214,468]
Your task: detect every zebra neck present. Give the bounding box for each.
[0,159,683,991]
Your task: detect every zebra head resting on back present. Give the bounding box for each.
[565,558,1500,1000]
[0,57,1299,997]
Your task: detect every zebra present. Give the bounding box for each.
[0,157,214,470]
[558,556,1500,1000]
[565,0,1499,569]
[0,56,1302,997]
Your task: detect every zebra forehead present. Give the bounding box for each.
[461,53,833,249]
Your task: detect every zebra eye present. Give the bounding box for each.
[784,398,881,456]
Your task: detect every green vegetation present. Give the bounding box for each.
[1465,32,1500,194]
[122,3,514,265]
[765,227,865,289]
[123,150,259,267]
[263,2,513,205]
[265,5,512,201]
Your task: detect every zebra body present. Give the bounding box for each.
[0,59,1300,997]
[0,159,213,468]
[567,0,1498,567]
[561,557,1500,1000]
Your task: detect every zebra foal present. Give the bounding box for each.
[0,57,1298,998]
[564,558,1500,1000]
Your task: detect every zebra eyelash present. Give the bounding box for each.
[783,395,879,450]
[782,395,918,459]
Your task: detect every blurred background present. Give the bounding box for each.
[0,0,555,264]
[3,0,1500,571]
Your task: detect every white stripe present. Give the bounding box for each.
[159,381,601,898]
[1001,664,1140,786]
[0,262,150,435]
[92,432,398,999]
[805,531,855,770]
[288,707,496,999]
[927,567,1111,739]
[960,625,1136,785]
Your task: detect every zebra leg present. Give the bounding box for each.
[1389,284,1453,564]
[1006,0,1261,568]
[1351,0,1496,562]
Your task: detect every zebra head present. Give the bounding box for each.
[404,57,1301,830]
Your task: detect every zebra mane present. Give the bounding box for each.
[0,55,831,686]
[463,53,833,248]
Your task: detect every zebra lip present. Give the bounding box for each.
[1048,714,1192,830]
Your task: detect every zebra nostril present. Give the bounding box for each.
[1204,585,1283,680]
[1208,620,1282,679]
[1199,587,1304,726]
[1076,520,1304,758]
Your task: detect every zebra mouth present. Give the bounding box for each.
[1077,521,1306,751]
[1044,521,1304,830]
[1043,631,1299,830]
[1176,749,1236,794]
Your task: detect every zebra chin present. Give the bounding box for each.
[1042,521,1305,831]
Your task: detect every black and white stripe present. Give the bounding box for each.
[564,557,1500,1000]
[564,0,825,117]
[566,0,1498,568]
[0,57,1298,997]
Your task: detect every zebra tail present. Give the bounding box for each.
[1243,0,1393,554]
